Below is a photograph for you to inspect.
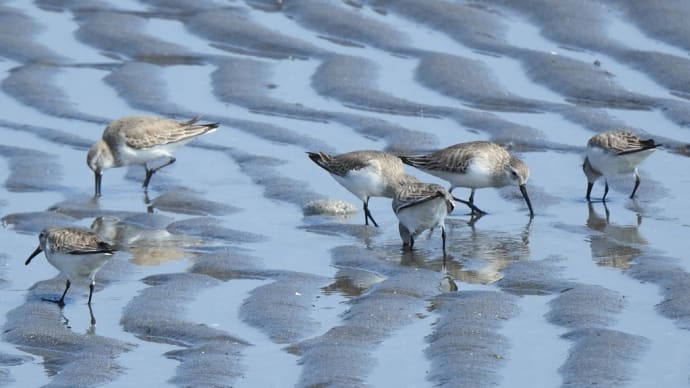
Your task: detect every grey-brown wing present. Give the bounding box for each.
[589,131,658,155]
[401,144,480,173]
[308,151,378,176]
[394,183,450,212]
[119,117,218,150]
[613,132,658,155]
[52,228,114,254]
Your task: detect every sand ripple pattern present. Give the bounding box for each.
[0,1,689,387]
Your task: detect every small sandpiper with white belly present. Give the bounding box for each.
[400,141,533,217]
[307,150,418,226]
[583,130,660,202]
[87,115,219,196]
[393,182,455,267]
[25,227,115,313]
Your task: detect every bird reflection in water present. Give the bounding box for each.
[441,217,532,285]
[61,306,97,331]
[586,202,646,269]
[90,216,203,266]
[321,268,385,298]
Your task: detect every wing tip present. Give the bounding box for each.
[307,151,333,172]
[399,155,417,166]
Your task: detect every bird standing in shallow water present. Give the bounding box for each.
[393,182,455,268]
[583,130,660,202]
[25,227,114,311]
[87,115,219,196]
[307,150,417,226]
[400,141,533,217]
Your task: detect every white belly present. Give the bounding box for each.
[333,166,387,201]
[118,142,186,166]
[47,252,113,282]
[587,147,655,176]
[396,197,448,236]
[426,160,496,189]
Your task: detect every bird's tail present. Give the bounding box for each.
[186,115,220,134]
[399,155,432,168]
[618,138,661,155]
[639,138,661,150]
[307,151,333,172]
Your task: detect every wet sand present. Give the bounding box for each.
[1,0,690,387]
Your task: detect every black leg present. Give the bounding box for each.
[58,279,71,307]
[452,196,486,215]
[410,236,414,249]
[142,165,154,189]
[363,198,379,227]
[88,282,95,306]
[88,303,96,326]
[469,189,475,205]
[441,226,447,270]
[603,180,609,202]
[630,171,641,199]
[142,157,176,190]
[586,182,594,202]
[441,226,447,256]
[363,200,368,225]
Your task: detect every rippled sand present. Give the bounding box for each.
[1,1,690,387]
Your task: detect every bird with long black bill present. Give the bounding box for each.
[87,115,219,196]
[400,141,534,217]
[25,227,115,313]
[583,130,660,202]
[307,150,418,226]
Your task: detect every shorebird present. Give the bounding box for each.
[87,115,219,196]
[25,227,115,308]
[307,150,417,226]
[400,141,533,217]
[583,130,660,202]
[393,182,455,266]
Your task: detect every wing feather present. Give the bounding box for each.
[49,228,115,254]
[393,183,454,213]
[104,116,219,150]
[588,130,659,155]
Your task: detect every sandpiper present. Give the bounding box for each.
[583,130,660,202]
[25,227,115,308]
[393,182,455,266]
[400,141,533,217]
[307,150,417,226]
[87,115,219,196]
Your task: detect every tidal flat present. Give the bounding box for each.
[1,1,690,387]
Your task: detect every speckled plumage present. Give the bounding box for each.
[25,227,115,311]
[39,227,114,255]
[393,182,455,266]
[400,141,533,216]
[308,150,418,226]
[102,116,218,154]
[583,130,660,201]
[587,130,657,155]
[393,182,455,214]
[87,115,219,196]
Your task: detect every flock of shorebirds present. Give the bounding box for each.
[24,115,660,319]
[308,130,659,259]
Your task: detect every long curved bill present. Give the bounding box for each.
[25,246,43,265]
[94,171,102,197]
[519,184,534,218]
